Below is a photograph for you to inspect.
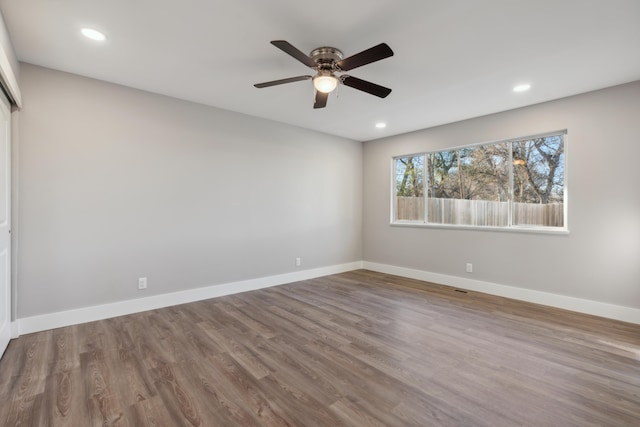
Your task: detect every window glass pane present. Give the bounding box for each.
[394,156,424,221]
[427,144,509,226]
[512,135,565,227]
[391,131,566,231]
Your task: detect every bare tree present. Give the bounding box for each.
[396,156,423,197]
[513,136,564,204]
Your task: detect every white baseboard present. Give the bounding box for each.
[10,321,19,338]
[16,261,364,336]
[14,259,640,336]
[363,261,640,325]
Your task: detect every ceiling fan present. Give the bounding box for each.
[254,40,394,109]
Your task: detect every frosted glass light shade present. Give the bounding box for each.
[313,75,338,93]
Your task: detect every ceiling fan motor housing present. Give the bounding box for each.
[310,47,343,71]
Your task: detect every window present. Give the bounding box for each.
[392,131,566,231]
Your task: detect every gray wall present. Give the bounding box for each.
[16,64,363,318]
[14,62,640,320]
[363,82,640,309]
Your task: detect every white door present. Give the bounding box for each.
[0,92,11,357]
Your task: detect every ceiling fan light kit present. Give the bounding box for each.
[254,40,393,108]
[313,72,338,93]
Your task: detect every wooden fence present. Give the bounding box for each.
[395,197,564,227]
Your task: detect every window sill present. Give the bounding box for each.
[390,221,570,235]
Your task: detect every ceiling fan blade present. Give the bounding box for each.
[254,75,312,88]
[313,91,328,109]
[271,40,317,68]
[342,76,392,98]
[336,43,394,71]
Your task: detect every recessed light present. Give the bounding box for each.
[513,83,531,93]
[375,122,387,129]
[81,28,106,41]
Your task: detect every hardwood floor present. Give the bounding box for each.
[1,270,639,426]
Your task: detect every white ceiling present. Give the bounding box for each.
[1,0,639,141]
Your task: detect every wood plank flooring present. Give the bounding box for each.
[1,270,639,426]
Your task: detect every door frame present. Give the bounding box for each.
[0,89,11,357]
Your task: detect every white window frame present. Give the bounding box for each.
[390,130,569,234]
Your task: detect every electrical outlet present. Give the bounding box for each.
[295,257,301,267]
[138,277,148,290]
[466,263,473,273]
